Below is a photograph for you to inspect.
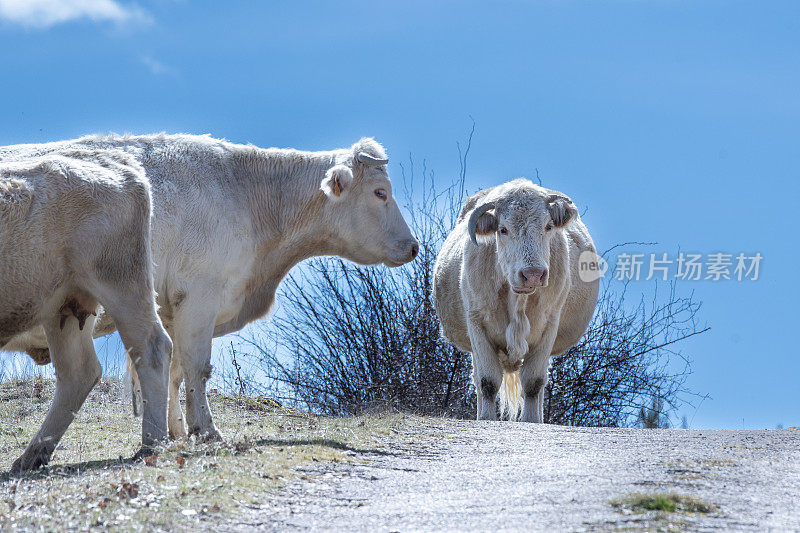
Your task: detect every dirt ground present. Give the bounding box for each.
[1,379,798,532]
[232,421,800,532]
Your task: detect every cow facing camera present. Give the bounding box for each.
[578,251,607,282]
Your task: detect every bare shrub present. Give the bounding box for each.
[545,281,706,427]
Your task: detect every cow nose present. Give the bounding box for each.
[410,242,419,260]
[518,267,548,288]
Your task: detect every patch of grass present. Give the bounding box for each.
[0,378,433,531]
[700,458,736,468]
[720,444,762,451]
[672,471,706,482]
[612,493,719,515]
[660,457,737,483]
[591,514,692,533]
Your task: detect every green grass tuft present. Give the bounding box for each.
[612,492,718,515]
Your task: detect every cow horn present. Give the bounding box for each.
[544,194,572,204]
[356,152,388,166]
[468,201,496,245]
[546,193,572,203]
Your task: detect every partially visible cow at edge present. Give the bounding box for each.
[1,134,418,442]
[0,150,172,472]
[433,178,599,422]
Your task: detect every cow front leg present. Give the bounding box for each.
[184,343,220,442]
[467,317,503,421]
[12,316,101,473]
[474,364,503,421]
[171,302,222,442]
[118,323,171,453]
[519,355,550,423]
[519,323,558,423]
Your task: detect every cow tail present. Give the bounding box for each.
[499,371,522,421]
[126,353,141,417]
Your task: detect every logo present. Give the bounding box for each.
[578,251,608,282]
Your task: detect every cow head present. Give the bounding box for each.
[467,179,578,294]
[320,138,418,267]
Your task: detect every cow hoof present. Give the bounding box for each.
[191,427,224,443]
[132,445,158,462]
[10,448,51,474]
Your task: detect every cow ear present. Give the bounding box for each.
[547,196,578,228]
[474,211,498,235]
[320,164,354,201]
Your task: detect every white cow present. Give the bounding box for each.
[1,134,418,441]
[433,179,599,422]
[0,150,171,472]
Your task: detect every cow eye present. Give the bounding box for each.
[499,226,508,235]
[545,223,554,231]
[374,188,388,201]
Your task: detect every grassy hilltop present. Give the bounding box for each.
[0,378,417,531]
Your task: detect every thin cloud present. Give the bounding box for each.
[140,55,177,77]
[0,0,149,29]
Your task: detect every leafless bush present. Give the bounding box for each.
[545,280,706,427]
[239,258,473,416]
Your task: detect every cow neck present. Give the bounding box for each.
[234,145,339,256]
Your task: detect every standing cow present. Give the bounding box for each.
[1,134,418,441]
[1,150,171,472]
[433,178,599,422]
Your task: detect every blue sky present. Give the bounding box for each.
[1,0,798,429]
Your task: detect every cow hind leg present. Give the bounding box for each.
[137,338,187,439]
[88,276,172,454]
[11,315,101,473]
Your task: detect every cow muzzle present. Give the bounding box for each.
[512,266,548,293]
[385,239,419,267]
